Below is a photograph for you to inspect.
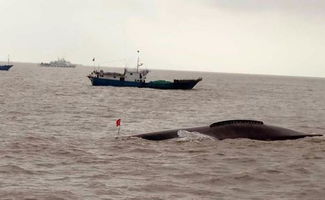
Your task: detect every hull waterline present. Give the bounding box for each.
[88,76,202,90]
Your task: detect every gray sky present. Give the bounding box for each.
[1,0,325,77]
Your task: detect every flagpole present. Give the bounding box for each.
[92,57,95,70]
[117,126,120,135]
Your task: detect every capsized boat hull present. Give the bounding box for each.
[132,120,323,141]
[0,65,13,71]
[88,76,202,90]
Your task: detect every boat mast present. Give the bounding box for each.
[137,50,140,72]
[7,55,9,65]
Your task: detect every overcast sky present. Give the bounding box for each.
[1,0,325,77]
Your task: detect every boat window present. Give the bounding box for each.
[130,73,133,75]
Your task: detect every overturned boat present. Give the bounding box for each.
[132,120,323,141]
[87,52,202,90]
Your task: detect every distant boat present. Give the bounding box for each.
[0,64,13,71]
[87,51,202,90]
[0,56,13,71]
[40,58,76,68]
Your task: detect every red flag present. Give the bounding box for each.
[116,119,121,127]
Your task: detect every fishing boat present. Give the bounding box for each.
[40,58,76,68]
[0,64,13,71]
[87,52,202,90]
[0,56,13,71]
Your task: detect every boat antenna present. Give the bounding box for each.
[137,50,140,72]
[7,55,10,65]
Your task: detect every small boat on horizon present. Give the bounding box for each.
[40,58,76,68]
[0,55,13,71]
[87,51,202,90]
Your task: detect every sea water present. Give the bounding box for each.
[0,63,324,199]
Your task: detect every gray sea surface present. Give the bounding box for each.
[0,63,325,200]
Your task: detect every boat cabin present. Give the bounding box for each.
[89,68,149,83]
[123,68,149,82]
